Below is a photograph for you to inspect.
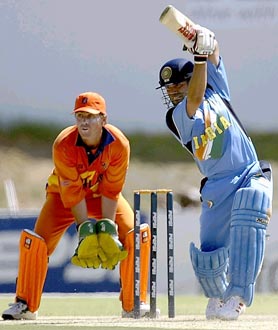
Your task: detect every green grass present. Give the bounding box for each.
[1,293,278,316]
[43,293,277,315]
[1,122,278,161]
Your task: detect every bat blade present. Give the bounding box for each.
[159,5,197,42]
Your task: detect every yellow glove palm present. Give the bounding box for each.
[71,220,101,268]
[96,219,128,270]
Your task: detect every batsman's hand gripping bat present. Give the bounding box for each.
[159,5,216,56]
[159,5,197,50]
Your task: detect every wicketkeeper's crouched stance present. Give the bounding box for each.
[2,91,157,320]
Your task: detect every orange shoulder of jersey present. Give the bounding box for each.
[53,125,79,148]
[98,124,130,200]
[105,124,130,157]
[46,125,85,207]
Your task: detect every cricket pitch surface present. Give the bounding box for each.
[1,315,278,330]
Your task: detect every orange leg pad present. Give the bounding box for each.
[120,223,150,312]
[16,229,48,313]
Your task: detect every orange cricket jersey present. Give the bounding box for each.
[46,124,130,209]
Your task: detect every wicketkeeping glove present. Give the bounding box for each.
[71,219,101,268]
[96,219,128,270]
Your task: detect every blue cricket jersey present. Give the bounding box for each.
[170,57,258,178]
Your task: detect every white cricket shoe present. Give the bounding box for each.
[206,298,223,320]
[122,302,160,318]
[217,296,246,320]
[2,302,38,320]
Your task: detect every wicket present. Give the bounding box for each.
[133,189,175,319]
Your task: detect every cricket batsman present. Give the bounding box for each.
[157,5,273,320]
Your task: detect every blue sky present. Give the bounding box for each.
[1,0,277,132]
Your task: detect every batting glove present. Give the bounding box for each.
[183,25,215,56]
[96,219,128,270]
[71,219,101,268]
[193,25,216,55]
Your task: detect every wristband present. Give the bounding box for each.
[194,55,208,64]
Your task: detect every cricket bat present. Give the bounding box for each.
[159,5,197,43]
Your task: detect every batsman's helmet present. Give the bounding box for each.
[157,58,194,89]
[157,58,194,109]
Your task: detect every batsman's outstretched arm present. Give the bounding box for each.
[186,59,207,118]
[186,30,220,118]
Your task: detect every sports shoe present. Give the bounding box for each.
[122,302,160,318]
[2,302,38,320]
[217,296,246,320]
[206,298,224,320]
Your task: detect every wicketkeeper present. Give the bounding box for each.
[2,91,157,320]
[157,7,273,320]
